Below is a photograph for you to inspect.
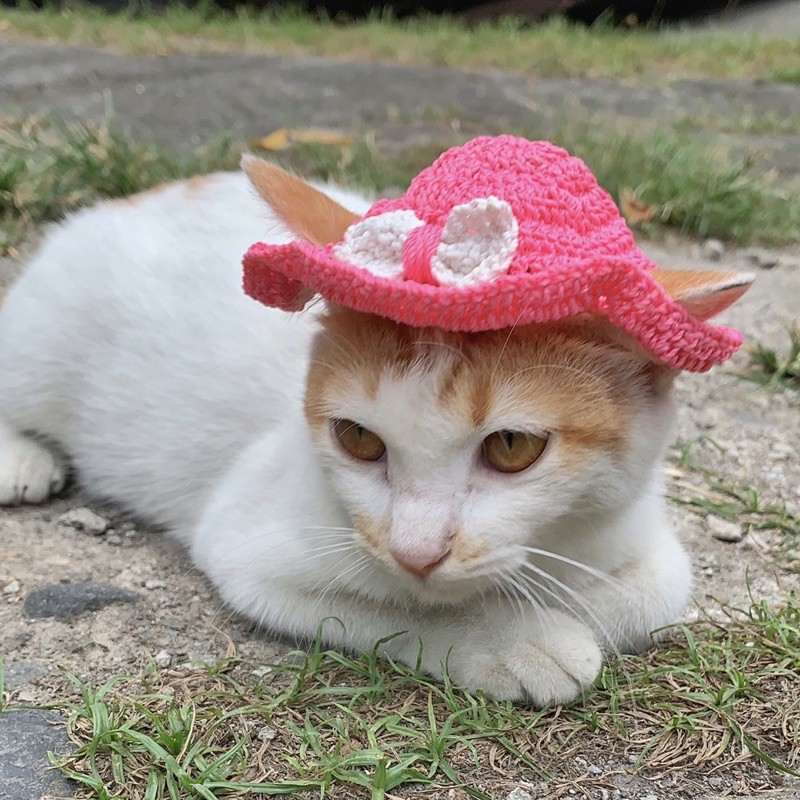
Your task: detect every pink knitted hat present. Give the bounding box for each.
[243,136,745,372]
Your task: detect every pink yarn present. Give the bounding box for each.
[243,136,743,372]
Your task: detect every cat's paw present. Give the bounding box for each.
[0,435,66,505]
[450,612,602,706]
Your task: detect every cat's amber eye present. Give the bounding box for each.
[332,419,386,462]
[482,430,549,474]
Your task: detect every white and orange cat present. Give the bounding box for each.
[0,158,752,705]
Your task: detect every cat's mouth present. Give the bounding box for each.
[372,556,493,606]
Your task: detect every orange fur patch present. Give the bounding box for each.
[306,308,646,460]
[451,533,490,564]
[651,267,754,321]
[354,514,390,557]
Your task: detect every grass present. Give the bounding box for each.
[0,596,794,798]
[668,437,800,573]
[3,114,799,256]
[1,4,799,84]
[732,324,800,393]
[0,115,242,256]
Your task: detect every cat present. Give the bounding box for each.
[0,156,752,706]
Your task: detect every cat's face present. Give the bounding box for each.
[240,156,751,607]
[305,308,675,605]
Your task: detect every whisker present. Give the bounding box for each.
[518,563,623,662]
[519,546,629,593]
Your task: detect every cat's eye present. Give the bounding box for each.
[332,419,386,462]
[482,430,549,474]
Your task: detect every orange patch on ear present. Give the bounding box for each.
[241,155,359,246]
[651,268,754,321]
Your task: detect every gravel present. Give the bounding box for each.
[700,238,725,261]
[57,507,110,536]
[707,515,745,543]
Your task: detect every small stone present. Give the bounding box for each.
[707,515,744,543]
[23,582,141,620]
[744,247,780,270]
[507,790,533,800]
[105,534,124,546]
[251,666,273,678]
[144,579,166,590]
[258,726,277,742]
[2,580,20,594]
[627,754,637,763]
[57,507,109,536]
[587,764,602,776]
[700,238,724,261]
[154,650,172,669]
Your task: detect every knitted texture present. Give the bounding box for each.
[243,136,743,372]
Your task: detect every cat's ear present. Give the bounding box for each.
[241,155,359,246]
[651,268,755,321]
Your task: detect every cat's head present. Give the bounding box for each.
[245,157,752,605]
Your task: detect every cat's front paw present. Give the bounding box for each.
[0,434,66,505]
[449,611,602,706]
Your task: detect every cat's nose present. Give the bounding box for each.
[390,545,451,580]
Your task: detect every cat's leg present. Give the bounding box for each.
[579,524,692,654]
[0,420,66,505]
[0,267,70,506]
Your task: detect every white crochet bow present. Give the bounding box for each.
[333,196,519,287]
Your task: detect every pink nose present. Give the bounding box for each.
[390,546,451,580]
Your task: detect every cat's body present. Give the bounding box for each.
[1,161,743,705]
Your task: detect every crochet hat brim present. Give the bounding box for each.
[242,240,743,373]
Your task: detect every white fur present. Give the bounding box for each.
[0,170,691,705]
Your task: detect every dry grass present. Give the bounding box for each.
[733,325,800,394]
[1,4,799,84]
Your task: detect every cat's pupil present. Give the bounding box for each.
[504,431,514,449]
